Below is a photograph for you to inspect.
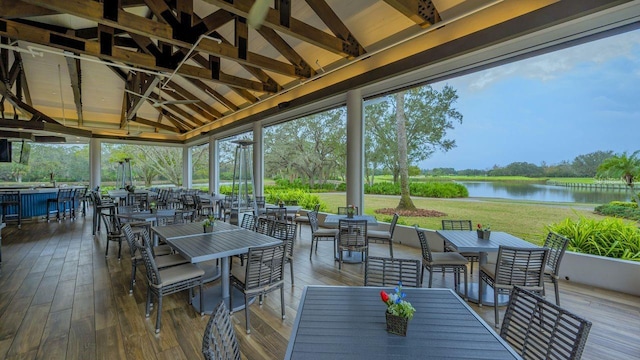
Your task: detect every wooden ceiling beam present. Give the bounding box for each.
[0,0,58,18]
[256,27,314,78]
[65,56,83,126]
[383,0,440,28]
[176,0,194,27]
[25,0,301,79]
[304,0,365,55]
[166,80,223,118]
[147,92,204,127]
[203,0,365,58]
[160,109,191,132]
[0,81,61,125]
[15,53,32,106]
[131,116,182,133]
[143,0,178,25]
[0,19,276,92]
[127,73,161,120]
[184,76,240,112]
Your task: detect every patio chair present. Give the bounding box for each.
[239,213,257,231]
[479,245,549,327]
[90,190,115,235]
[265,207,287,222]
[337,219,368,270]
[47,188,74,222]
[364,256,421,288]
[73,186,88,217]
[255,217,274,236]
[415,226,468,299]
[137,238,204,333]
[501,286,592,360]
[367,213,399,257]
[100,211,125,259]
[542,232,570,305]
[202,301,241,360]
[441,219,480,274]
[295,203,320,237]
[308,210,339,259]
[230,242,286,334]
[271,221,296,285]
[127,192,148,211]
[121,223,188,294]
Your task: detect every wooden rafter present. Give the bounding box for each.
[65,56,83,125]
[383,0,440,28]
[131,115,181,133]
[126,73,160,121]
[304,0,365,55]
[22,0,305,80]
[203,0,366,58]
[165,80,223,118]
[0,81,61,125]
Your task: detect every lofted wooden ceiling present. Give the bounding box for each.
[0,0,637,144]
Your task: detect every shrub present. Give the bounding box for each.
[364,181,468,198]
[264,188,326,211]
[547,215,640,261]
[594,203,640,221]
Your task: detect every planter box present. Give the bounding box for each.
[559,251,640,297]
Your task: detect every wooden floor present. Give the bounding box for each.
[0,214,639,360]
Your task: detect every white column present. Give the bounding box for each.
[209,136,220,195]
[253,121,264,196]
[183,145,192,188]
[89,138,101,189]
[346,89,364,211]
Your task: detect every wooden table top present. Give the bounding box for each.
[285,286,521,360]
[436,230,539,253]
[151,221,238,242]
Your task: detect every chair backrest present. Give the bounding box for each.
[313,203,320,213]
[58,188,74,201]
[414,225,434,262]
[271,221,296,258]
[265,207,286,221]
[244,242,286,290]
[100,211,122,237]
[118,205,140,214]
[240,213,257,231]
[364,256,421,288]
[136,232,161,286]
[338,219,367,248]
[255,196,266,208]
[543,232,570,276]
[388,213,399,237]
[495,246,549,288]
[202,301,241,360]
[181,194,196,209]
[308,210,319,233]
[500,286,592,360]
[337,206,359,215]
[120,223,139,258]
[441,219,472,231]
[75,187,87,200]
[255,217,274,236]
[174,209,195,224]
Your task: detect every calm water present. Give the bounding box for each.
[456,181,631,204]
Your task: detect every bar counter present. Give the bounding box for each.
[0,187,83,220]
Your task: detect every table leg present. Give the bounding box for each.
[191,256,254,314]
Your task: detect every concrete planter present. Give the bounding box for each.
[559,251,640,297]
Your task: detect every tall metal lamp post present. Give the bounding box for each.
[230,140,257,224]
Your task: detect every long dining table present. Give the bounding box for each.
[436,230,541,306]
[151,223,281,313]
[285,286,522,359]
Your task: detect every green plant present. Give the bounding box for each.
[548,215,640,261]
[477,223,490,231]
[203,214,216,227]
[379,283,416,319]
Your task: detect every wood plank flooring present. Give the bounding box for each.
[0,215,638,359]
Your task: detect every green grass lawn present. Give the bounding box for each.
[317,193,606,244]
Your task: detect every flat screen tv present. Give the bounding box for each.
[0,139,12,162]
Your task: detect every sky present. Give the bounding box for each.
[419,28,640,171]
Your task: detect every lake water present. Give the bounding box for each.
[456,181,631,204]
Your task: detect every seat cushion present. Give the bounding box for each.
[314,228,339,238]
[157,263,204,287]
[480,262,497,279]
[367,230,391,240]
[295,216,309,224]
[430,252,469,266]
[156,254,189,268]
[154,244,173,256]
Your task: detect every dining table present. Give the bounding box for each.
[285,286,522,359]
[436,230,541,305]
[152,224,281,313]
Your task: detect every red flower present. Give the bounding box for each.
[477,223,482,229]
[380,290,389,303]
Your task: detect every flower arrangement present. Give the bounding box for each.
[477,223,490,231]
[203,214,216,227]
[346,204,356,217]
[380,282,416,319]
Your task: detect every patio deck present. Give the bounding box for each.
[0,216,638,359]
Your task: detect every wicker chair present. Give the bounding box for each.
[364,256,421,288]
[230,242,286,334]
[137,238,204,333]
[202,301,241,360]
[121,224,188,294]
[255,217,274,236]
[337,219,368,270]
[479,245,549,327]
[271,221,296,285]
[239,213,257,231]
[501,286,592,360]
[367,213,399,257]
[415,226,468,299]
[308,210,339,259]
[542,232,570,305]
[294,203,320,237]
[441,219,480,274]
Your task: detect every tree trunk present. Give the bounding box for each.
[395,91,416,210]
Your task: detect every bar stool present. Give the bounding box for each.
[47,188,74,222]
[0,191,21,229]
[91,191,115,235]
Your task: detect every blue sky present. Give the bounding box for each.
[421,29,640,170]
